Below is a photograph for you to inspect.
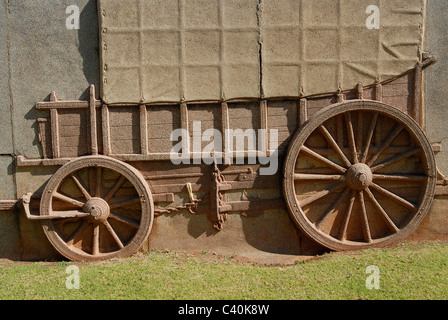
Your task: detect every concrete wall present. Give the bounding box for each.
[407,0,448,244]
[0,0,99,259]
[424,0,448,176]
[1,0,448,261]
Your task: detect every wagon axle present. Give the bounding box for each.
[83,198,110,223]
[346,163,373,191]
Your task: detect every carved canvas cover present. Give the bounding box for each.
[99,0,425,104]
[260,0,426,97]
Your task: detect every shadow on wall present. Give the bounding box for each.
[78,0,100,100]
[182,209,326,257]
[23,0,100,157]
[25,0,100,157]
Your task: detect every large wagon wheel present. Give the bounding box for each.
[283,100,436,251]
[40,156,154,261]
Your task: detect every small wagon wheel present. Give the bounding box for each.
[283,100,436,251]
[40,156,154,261]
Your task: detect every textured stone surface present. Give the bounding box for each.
[0,0,99,260]
[0,156,20,260]
[0,0,13,155]
[410,198,448,241]
[0,209,21,260]
[1,0,448,262]
[148,209,325,264]
[0,156,15,200]
[424,0,448,176]
[6,0,100,194]
[8,0,99,160]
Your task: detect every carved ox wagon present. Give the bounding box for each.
[16,0,443,261]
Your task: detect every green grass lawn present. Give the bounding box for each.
[1,241,448,300]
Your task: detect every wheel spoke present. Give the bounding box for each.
[301,146,347,174]
[103,175,127,203]
[370,147,421,172]
[360,113,379,163]
[365,187,399,233]
[298,182,346,207]
[316,188,349,229]
[53,192,85,208]
[103,220,125,249]
[372,174,427,183]
[369,182,416,210]
[294,173,345,181]
[41,156,152,261]
[92,224,100,256]
[344,112,359,164]
[71,173,91,201]
[109,211,140,228]
[318,125,352,167]
[109,197,141,209]
[338,190,356,241]
[286,102,435,250]
[358,191,372,243]
[367,124,404,167]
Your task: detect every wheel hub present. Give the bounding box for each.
[346,163,372,191]
[83,198,110,222]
